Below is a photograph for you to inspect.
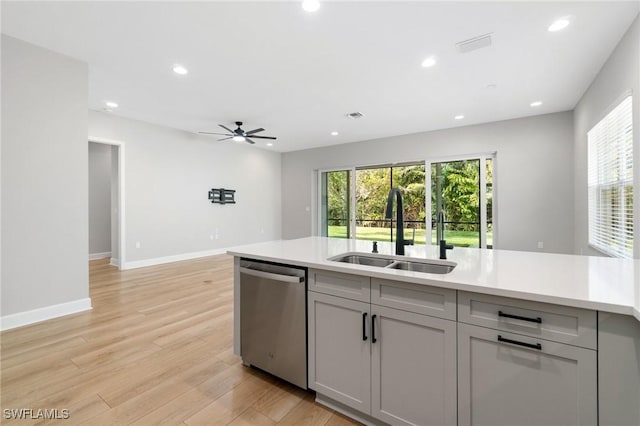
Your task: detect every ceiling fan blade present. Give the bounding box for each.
[219,124,235,134]
[247,135,277,140]
[217,137,233,141]
[199,131,233,136]
[245,128,265,135]
[245,137,256,144]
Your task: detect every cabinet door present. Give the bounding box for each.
[371,305,457,426]
[458,323,597,426]
[308,291,371,413]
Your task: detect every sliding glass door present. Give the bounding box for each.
[428,157,494,248]
[319,155,494,248]
[320,170,352,238]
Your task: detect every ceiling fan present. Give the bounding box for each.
[199,121,277,144]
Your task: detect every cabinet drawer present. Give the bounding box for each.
[458,323,597,426]
[458,292,597,349]
[371,278,456,320]
[309,269,370,302]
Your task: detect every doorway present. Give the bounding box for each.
[88,137,125,269]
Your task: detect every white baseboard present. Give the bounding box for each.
[1,298,92,331]
[89,251,111,260]
[123,248,228,270]
[110,257,120,268]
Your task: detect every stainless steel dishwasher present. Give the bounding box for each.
[239,259,307,389]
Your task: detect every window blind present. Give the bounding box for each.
[588,95,633,258]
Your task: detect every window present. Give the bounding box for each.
[588,95,633,258]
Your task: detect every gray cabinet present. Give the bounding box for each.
[308,272,457,426]
[371,305,457,426]
[458,323,597,426]
[307,291,371,414]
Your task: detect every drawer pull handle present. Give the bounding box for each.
[498,335,542,350]
[371,314,377,343]
[498,310,542,324]
[362,312,368,341]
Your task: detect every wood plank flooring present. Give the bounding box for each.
[1,255,361,425]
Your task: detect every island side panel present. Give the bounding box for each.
[598,312,640,426]
[233,256,241,356]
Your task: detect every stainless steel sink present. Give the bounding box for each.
[387,260,456,274]
[330,254,395,267]
[328,252,456,274]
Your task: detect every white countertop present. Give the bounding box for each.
[227,237,640,322]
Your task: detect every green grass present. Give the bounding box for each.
[328,226,491,248]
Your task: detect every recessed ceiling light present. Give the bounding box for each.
[105,101,118,108]
[486,84,497,89]
[172,64,188,75]
[267,143,273,147]
[330,131,339,136]
[548,18,570,32]
[530,101,543,107]
[233,136,246,142]
[454,115,465,120]
[421,56,437,68]
[302,0,320,12]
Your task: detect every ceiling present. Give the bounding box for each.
[2,1,638,152]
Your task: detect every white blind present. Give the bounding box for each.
[588,95,633,258]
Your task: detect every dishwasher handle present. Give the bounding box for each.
[239,267,304,283]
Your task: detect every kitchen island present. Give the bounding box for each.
[228,237,640,426]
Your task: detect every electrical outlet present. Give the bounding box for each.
[537,241,544,249]
[215,228,219,240]
[135,241,141,249]
[260,228,265,234]
[209,234,214,241]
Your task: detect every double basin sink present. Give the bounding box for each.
[329,252,456,274]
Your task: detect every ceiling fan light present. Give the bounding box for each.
[233,135,246,142]
[421,56,437,68]
[302,0,320,12]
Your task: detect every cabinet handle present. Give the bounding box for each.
[498,310,542,324]
[371,314,377,343]
[497,335,542,351]
[362,312,368,341]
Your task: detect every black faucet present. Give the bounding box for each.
[385,188,406,256]
[437,211,454,259]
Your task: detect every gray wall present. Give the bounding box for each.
[88,111,282,265]
[88,142,111,256]
[282,111,575,254]
[574,16,640,258]
[1,35,89,316]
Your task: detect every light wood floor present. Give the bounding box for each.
[1,255,360,425]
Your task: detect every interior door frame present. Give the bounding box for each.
[88,136,126,269]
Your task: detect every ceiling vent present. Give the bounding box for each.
[346,112,365,119]
[456,33,493,53]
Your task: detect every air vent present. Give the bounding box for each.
[346,112,365,119]
[456,33,493,53]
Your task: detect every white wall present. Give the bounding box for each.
[574,15,640,258]
[1,35,90,323]
[88,142,112,256]
[282,111,575,254]
[88,111,282,267]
